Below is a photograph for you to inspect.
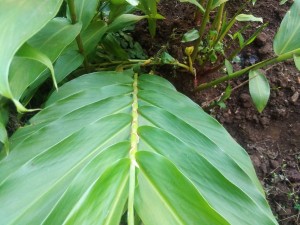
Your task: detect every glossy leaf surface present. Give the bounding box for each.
[15,43,57,90]
[0,72,278,225]
[9,18,81,104]
[67,0,99,31]
[249,70,270,113]
[0,0,63,101]
[274,0,300,55]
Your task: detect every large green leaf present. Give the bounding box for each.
[0,0,63,103]
[273,0,300,55]
[0,71,278,224]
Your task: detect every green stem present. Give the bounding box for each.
[94,59,192,73]
[211,1,247,49]
[128,73,139,225]
[196,48,300,91]
[191,0,214,62]
[212,2,225,36]
[67,0,89,72]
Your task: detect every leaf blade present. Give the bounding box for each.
[0,0,63,101]
[274,0,300,55]
[249,70,270,112]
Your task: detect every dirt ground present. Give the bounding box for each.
[133,0,300,224]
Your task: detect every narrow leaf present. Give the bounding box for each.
[236,14,263,22]
[249,70,270,112]
[107,14,147,33]
[212,0,228,9]
[16,43,57,90]
[225,59,233,74]
[179,0,205,12]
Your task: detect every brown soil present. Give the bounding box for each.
[133,0,300,224]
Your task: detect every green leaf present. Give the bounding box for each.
[102,33,129,60]
[249,70,270,113]
[34,21,107,88]
[137,0,164,37]
[107,14,147,33]
[135,152,229,224]
[160,52,176,64]
[9,18,81,104]
[237,32,245,47]
[212,0,228,9]
[274,0,300,55]
[0,0,63,104]
[280,0,288,5]
[179,0,205,13]
[294,54,300,71]
[225,59,233,74]
[15,43,57,90]
[182,29,200,42]
[126,0,139,6]
[54,50,84,83]
[67,0,99,31]
[0,72,278,224]
[0,107,9,156]
[243,23,268,47]
[0,123,8,156]
[236,14,263,22]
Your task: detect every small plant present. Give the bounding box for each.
[0,0,298,224]
[182,0,300,112]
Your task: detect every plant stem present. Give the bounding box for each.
[191,0,214,62]
[128,73,139,225]
[94,59,192,73]
[196,48,300,91]
[212,2,225,37]
[211,1,247,50]
[67,0,89,72]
